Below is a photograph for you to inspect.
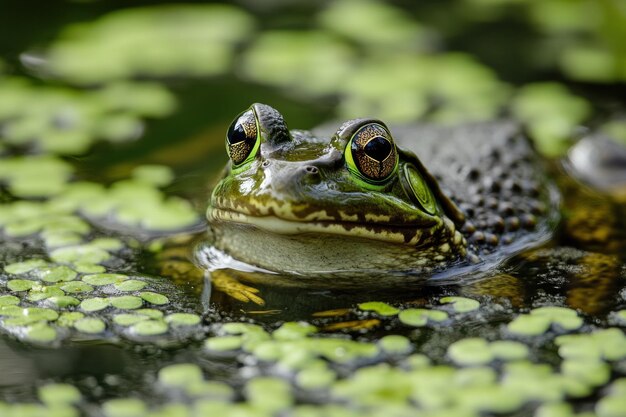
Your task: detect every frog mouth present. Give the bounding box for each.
[208,207,429,245]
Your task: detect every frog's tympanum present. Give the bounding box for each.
[204,103,558,286]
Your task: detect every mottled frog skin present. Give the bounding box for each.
[202,104,558,286]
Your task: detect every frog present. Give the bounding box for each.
[198,103,560,290]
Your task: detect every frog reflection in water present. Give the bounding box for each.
[198,103,561,297]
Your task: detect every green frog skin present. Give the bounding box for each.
[203,103,557,285]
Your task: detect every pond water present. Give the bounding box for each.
[1,1,626,416]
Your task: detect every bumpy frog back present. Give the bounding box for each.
[392,121,558,260]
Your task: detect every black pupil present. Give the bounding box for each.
[227,118,249,145]
[364,136,392,161]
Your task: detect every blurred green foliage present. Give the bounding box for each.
[46,4,254,84]
[10,0,619,158]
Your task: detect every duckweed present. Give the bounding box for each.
[42,232,83,248]
[132,165,174,187]
[273,322,317,339]
[113,314,149,327]
[22,307,59,322]
[0,295,19,306]
[219,323,271,351]
[51,245,111,264]
[130,320,168,336]
[555,328,626,361]
[60,281,94,293]
[74,317,106,334]
[38,383,81,405]
[403,354,431,370]
[114,280,147,292]
[357,301,400,316]
[27,284,64,302]
[89,238,124,252]
[440,296,480,313]
[508,306,583,336]
[204,336,243,352]
[47,5,254,84]
[102,398,147,417]
[379,335,412,354]
[596,379,626,417]
[165,313,201,327]
[398,308,448,327]
[82,273,128,286]
[186,381,235,400]
[158,363,203,388]
[110,296,143,310]
[245,377,293,412]
[241,31,355,98]
[296,364,337,389]
[134,309,164,319]
[4,259,48,274]
[0,156,73,197]
[7,279,35,291]
[448,338,495,366]
[24,322,57,343]
[47,295,80,308]
[0,78,176,156]
[318,0,427,49]
[140,291,169,305]
[561,359,611,387]
[512,83,591,157]
[56,312,84,327]
[36,265,77,282]
[448,338,529,366]
[79,297,110,312]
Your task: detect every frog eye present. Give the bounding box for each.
[401,165,438,215]
[226,109,260,167]
[345,123,398,183]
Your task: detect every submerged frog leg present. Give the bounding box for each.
[210,270,266,306]
[155,234,205,294]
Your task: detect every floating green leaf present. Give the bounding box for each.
[25,323,57,343]
[140,291,169,305]
[110,296,143,310]
[80,297,110,312]
[7,279,35,291]
[440,296,480,313]
[82,273,128,286]
[165,313,201,327]
[508,307,582,336]
[398,308,448,327]
[4,259,48,274]
[379,335,412,354]
[74,317,106,334]
[38,383,81,405]
[130,320,168,336]
[358,301,400,316]
[114,280,147,292]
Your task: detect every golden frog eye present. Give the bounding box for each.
[345,123,398,183]
[226,109,260,167]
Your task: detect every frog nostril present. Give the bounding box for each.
[304,166,319,175]
[262,160,271,168]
